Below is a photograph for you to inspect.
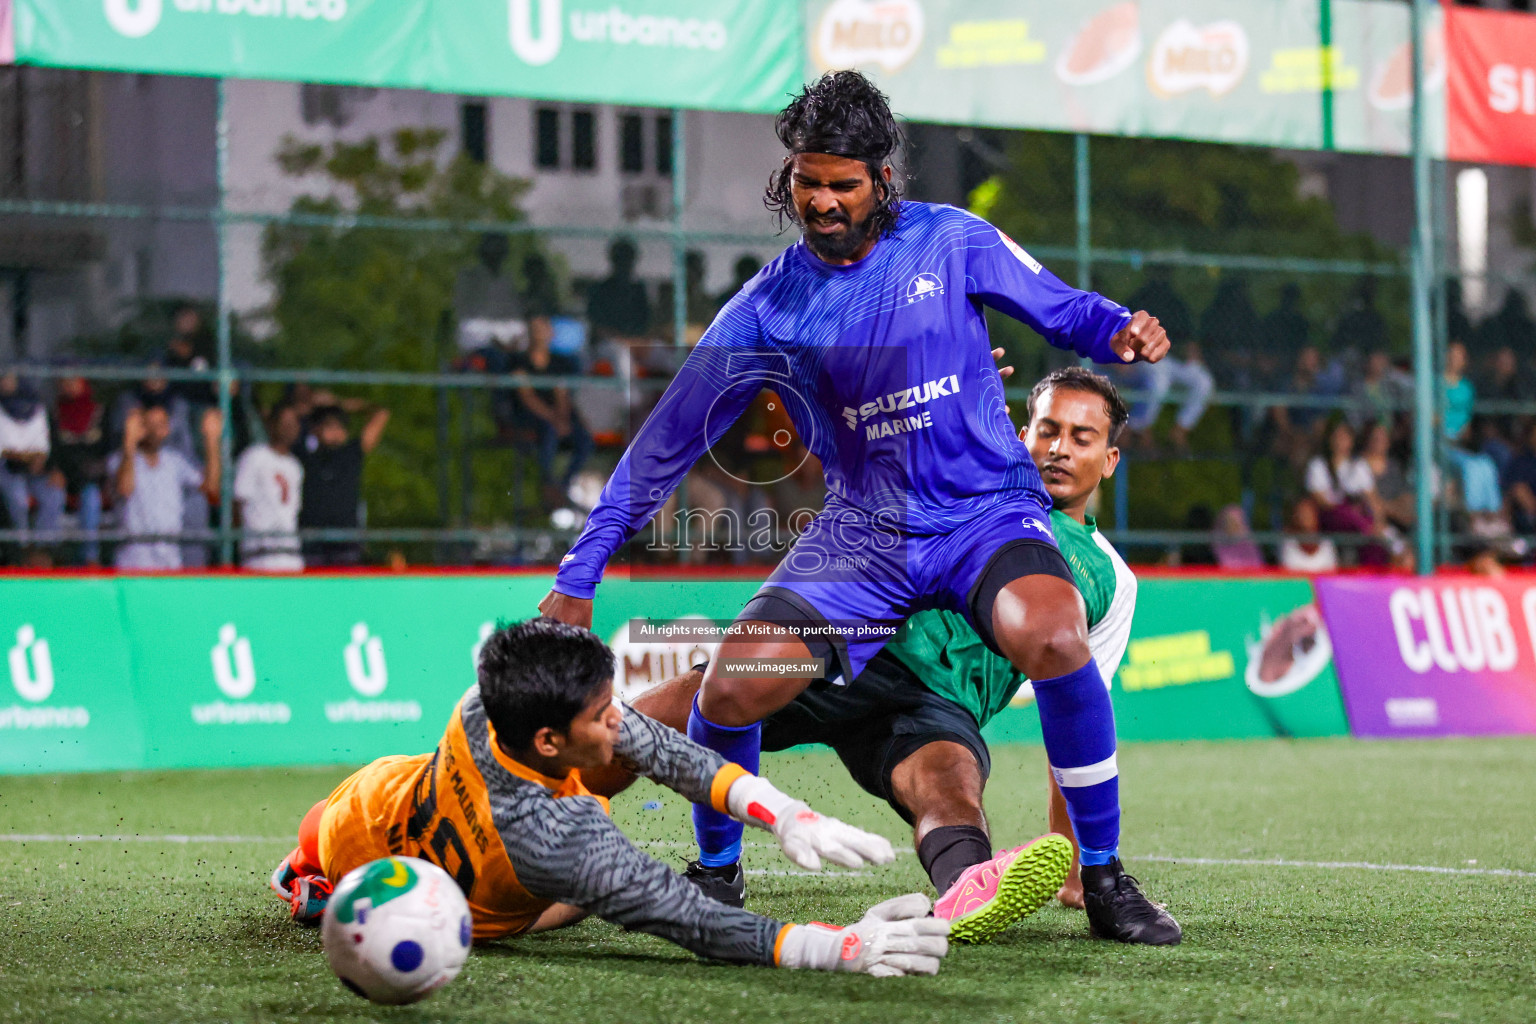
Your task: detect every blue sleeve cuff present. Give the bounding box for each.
[551,576,597,601]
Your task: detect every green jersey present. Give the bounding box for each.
[883,510,1137,727]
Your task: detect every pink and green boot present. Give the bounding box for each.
[933,833,1073,944]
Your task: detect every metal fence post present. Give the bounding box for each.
[215,78,235,567]
[1409,0,1436,575]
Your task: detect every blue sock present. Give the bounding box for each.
[687,696,760,868]
[1033,659,1120,866]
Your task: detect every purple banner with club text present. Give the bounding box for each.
[1315,575,1536,738]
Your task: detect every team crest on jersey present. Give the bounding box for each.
[903,273,945,304]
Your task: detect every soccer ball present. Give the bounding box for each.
[321,856,472,1005]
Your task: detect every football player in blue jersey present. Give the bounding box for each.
[541,71,1179,945]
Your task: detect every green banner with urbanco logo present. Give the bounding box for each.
[12,0,803,113]
[807,0,1446,157]
[0,574,763,774]
[985,577,1349,746]
[2,574,1345,774]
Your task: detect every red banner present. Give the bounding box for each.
[1447,5,1536,167]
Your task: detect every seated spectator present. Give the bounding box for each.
[297,403,389,567]
[1503,421,1536,536]
[1213,504,1266,570]
[1361,421,1415,535]
[1278,497,1338,573]
[1125,340,1214,453]
[108,404,222,570]
[1305,418,1388,566]
[0,372,65,544]
[1348,350,1412,432]
[1270,346,1341,469]
[455,233,528,354]
[233,401,304,572]
[1443,340,1507,538]
[51,376,108,565]
[1255,283,1310,392]
[508,318,593,508]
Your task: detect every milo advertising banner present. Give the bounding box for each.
[986,577,1349,745]
[807,0,1447,156]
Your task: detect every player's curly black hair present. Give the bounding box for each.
[1026,367,1130,445]
[764,70,904,238]
[478,616,615,753]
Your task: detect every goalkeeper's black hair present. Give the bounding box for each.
[765,70,904,238]
[478,616,615,753]
[1026,367,1130,445]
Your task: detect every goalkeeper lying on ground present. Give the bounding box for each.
[268,617,949,977]
[623,368,1177,946]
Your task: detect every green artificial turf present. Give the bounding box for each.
[2,737,1534,1023]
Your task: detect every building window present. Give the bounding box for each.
[461,101,487,164]
[655,114,673,176]
[535,107,561,169]
[572,108,596,171]
[620,114,645,174]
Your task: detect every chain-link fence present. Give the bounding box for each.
[1,68,1533,572]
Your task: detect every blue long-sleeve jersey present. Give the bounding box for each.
[554,202,1133,599]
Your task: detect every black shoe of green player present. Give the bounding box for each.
[1082,859,1182,945]
[683,860,746,908]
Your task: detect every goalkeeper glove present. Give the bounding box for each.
[777,894,950,977]
[726,773,895,871]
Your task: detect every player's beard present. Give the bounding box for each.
[801,208,874,262]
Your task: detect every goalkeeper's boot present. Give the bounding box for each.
[269,854,301,904]
[1082,859,1182,945]
[683,860,745,909]
[933,833,1072,944]
[286,874,335,926]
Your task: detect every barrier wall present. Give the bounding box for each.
[14,572,1536,774]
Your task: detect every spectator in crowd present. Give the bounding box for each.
[1212,503,1266,570]
[1361,421,1416,536]
[1348,350,1412,432]
[1278,496,1339,573]
[586,238,651,343]
[454,232,529,354]
[233,401,304,572]
[714,255,762,315]
[1442,340,1507,538]
[109,404,222,570]
[1504,420,1536,537]
[51,375,108,565]
[509,317,593,508]
[1331,275,1388,358]
[1270,346,1342,469]
[1305,417,1387,566]
[297,403,389,567]
[1198,273,1259,389]
[1474,289,1536,360]
[162,304,215,407]
[111,371,194,455]
[1476,345,1529,446]
[1256,283,1310,391]
[1118,267,1210,451]
[0,372,65,543]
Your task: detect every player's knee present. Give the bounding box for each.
[697,676,772,727]
[1021,620,1092,681]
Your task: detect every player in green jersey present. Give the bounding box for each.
[617,367,1178,946]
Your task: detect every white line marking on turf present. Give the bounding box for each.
[4,836,1527,879]
[0,834,288,843]
[1143,855,1536,879]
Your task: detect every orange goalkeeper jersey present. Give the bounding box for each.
[316,685,776,960]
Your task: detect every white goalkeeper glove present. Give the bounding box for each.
[777,894,950,977]
[725,773,895,871]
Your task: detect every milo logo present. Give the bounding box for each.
[813,0,924,74]
[332,857,418,924]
